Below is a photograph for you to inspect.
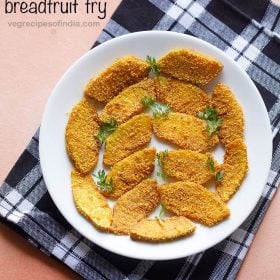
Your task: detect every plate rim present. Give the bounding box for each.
[39,30,272,260]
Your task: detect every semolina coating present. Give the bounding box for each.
[66,98,100,174]
[71,171,112,231]
[153,113,219,152]
[216,164,246,202]
[130,216,196,242]
[100,78,155,125]
[212,83,244,145]
[103,148,156,199]
[84,56,149,103]
[224,138,248,168]
[103,114,152,166]
[158,48,223,86]
[110,179,159,235]
[216,138,248,202]
[154,76,211,116]
[162,150,217,184]
[158,181,230,226]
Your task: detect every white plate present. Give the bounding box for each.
[39,31,272,260]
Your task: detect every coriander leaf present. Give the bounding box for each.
[158,203,166,219]
[146,55,160,77]
[155,203,166,224]
[156,150,169,180]
[206,157,215,173]
[206,157,225,182]
[96,129,107,145]
[198,107,222,136]
[94,169,114,193]
[215,170,225,182]
[141,97,170,118]
[153,103,170,118]
[95,118,118,145]
[204,107,218,120]
[141,97,155,107]
[103,118,118,133]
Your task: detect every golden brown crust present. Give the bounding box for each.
[158,49,223,86]
[158,181,230,226]
[84,56,149,103]
[224,138,248,167]
[71,171,112,231]
[65,98,100,174]
[216,164,245,202]
[216,138,248,202]
[152,113,218,152]
[154,76,211,116]
[130,216,196,242]
[103,114,152,166]
[110,179,159,235]
[212,83,244,145]
[162,150,216,184]
[103,148,156,199]
[100,78,155,125]
[67,50,249,241]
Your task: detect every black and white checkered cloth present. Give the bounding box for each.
[1,0,280,279]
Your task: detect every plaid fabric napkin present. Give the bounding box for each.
[1,0,280,279]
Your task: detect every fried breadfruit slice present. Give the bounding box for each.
[158,49,223,86]
[153,113,218,152]
[110,179,159,234]
[161,150,217,184]
[212,83,244,145]
[71,171,112,231]
[104,114,152,166]
[159,181,230,226]
[84,56,149,103]
[154,76,210,116]
[130,216,196,242]
[216,138,248,202]
[104,148,156,199]
[100,78,155,125]
[224,138,248,168]
[66,98,100,174]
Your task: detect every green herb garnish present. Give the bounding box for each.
[96,130,106,145]
[141,97,170,118]
[95,118,118,145]
[146,55,160,77]
[206,157,225,183]
[206,157,215,173]
[215,170,225,182]
[155,203,166,224]
[198,107,222,136]
[156,150,169,180]
[94,169,114,193]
